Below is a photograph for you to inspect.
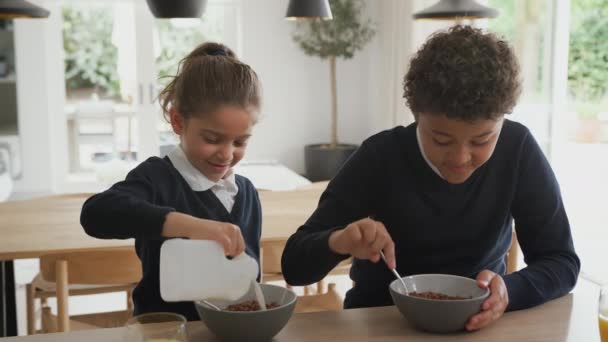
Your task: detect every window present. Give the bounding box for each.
[62,2,137,172]
[487,0,554,151]
[566,0,608,144]
[60,0,241,176]
[489,0,608,284]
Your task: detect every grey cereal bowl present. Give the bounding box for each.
[195,283,297,342]
[389,274,490,333]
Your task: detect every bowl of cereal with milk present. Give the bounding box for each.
[195,283,297,342]
[389,274,490,333]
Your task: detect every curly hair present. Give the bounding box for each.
[403,25,521,121]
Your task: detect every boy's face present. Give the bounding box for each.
[171,105,256,182]
[417,114,504,184]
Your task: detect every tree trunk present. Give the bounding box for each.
[329,56,338,148]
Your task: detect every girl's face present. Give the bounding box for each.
[417,114,504,184]
[170,105,256,182]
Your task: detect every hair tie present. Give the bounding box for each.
[209,49,227,56]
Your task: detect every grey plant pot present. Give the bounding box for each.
[304,143,358,182]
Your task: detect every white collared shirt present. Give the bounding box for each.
[416,126,445,179]
[167,146,239,212]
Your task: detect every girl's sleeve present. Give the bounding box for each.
[80,160,175,240]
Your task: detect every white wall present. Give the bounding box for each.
[13,1,66,194]
[240,0,382,174]
[11,0,420,194]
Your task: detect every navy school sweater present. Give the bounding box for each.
[80,157,262,320]
[281,120,580,311]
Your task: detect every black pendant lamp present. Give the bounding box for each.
[146,0,207,19]
[413,0,498,20]
[286,0,333,21]
[0,0,50,19]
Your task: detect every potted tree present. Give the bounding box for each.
[572,102,602,143]
[292,0,375,181]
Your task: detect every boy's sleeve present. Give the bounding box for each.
[80,160,175,240]
[281,141,382,286]
[505,132,580,311]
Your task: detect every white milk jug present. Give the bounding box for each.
[159,239,258,302]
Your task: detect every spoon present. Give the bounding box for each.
[200,299,222,311]
[379,250,409,295]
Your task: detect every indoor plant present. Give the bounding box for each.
[292,0,375,181]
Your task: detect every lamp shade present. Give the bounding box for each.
[286,0,332,20]
[413,0,498,20]
[146,0,207,19]
[0,0,49,19]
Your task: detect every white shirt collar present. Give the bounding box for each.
[167,145,237,192]
[416,126,445,179]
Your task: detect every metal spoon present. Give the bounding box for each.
[200,299,222,311]
[379,250,409,295]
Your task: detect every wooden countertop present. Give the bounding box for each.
[0,184,326,260]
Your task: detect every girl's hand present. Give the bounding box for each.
[189,220,245,257]
[162,212,245,256]
[465,270,509,331]
[328,217,396,269]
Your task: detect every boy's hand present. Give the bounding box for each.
[465,270,509,331]
[328,217,396,269]
[162,212,245,256]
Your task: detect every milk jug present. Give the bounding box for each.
[159,239,258,302]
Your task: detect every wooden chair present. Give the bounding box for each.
[294,283,344,313]
[26,247,142,334]
[507,230,520,274]
[261,239,351,313]
[259,180,349,311]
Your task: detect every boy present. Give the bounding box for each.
[281,26,580,331]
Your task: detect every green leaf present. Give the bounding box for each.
[567,0,608,103]
[291,0,376,61]
[63,5,119,97]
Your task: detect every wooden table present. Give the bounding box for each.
[0,186,326,336]
[1,278,602,341]
[0,186,326,260]
[0,194,134,336]
[0,194,134,261]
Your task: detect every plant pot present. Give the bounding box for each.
[574,117,601,143]
[304,143,358,182]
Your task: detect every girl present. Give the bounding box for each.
[81,42,262,320]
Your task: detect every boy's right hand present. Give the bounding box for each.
[162,212,245,256]
[328,217,396,269]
